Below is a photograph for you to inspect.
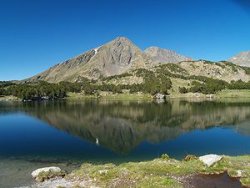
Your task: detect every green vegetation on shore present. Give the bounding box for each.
[2,66,250,101]
[217,89,250,98]
[63,155,250,188]
[67,92,153,101]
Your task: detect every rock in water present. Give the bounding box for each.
[154,93,166,103]
[154,93,165,100]
[31,167,65,182]
[199,154,222,167]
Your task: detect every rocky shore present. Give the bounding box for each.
[29,154,250,188]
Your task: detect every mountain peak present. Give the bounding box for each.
[112,36,131,42]
[28,36,152,82]
[229,51,250,67]
[145,46,191,63]
[108,36,135,47]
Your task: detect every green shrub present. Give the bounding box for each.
[184,155,198,161]
[179,87,188,94]
[161,154,170,160]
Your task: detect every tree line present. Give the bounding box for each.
[2,69,250,100]
[0,81,81,100]
[179,79,250,94]
[0,69,173,100]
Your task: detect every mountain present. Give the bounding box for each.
[28,37,154,83]
[144,46,191,63]
[26,36,250,84]
[228,51,250,67]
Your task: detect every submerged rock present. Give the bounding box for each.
[199,154,222,167]
[31,167,66,182]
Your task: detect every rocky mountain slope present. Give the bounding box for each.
[229,51,250,67]
[28,37,154,83]
[26,36,250,84]
[176,60,250,82]
[144,46,191,63]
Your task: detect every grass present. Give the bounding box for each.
[216,89,250,98]
[168,78,191,95]
[67,89,250,101]
[0,95,20,101]
[67,155,250,188]
[98,93,152,100]
[66,92,98,99]
[66,92,153,101]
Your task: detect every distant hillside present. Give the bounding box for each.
[175,60,250,82]
[229,51,250,67]
[144,46,191,63]
[3,59,250,100]
[101,60,250,95]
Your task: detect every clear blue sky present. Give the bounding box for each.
[0,0,249,81]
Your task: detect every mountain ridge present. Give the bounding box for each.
[228,51,250,67]
[144,46,192,63]
[28,37,155,82]
[26,36,250,83]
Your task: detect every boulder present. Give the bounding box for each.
[31,167,65,182]
[184,154,198,161]
[154,93,165,100]
[236,170,243,177]
[199,154,222,167]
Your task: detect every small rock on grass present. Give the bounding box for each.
[184,155,198,161]
[199,154,222,167]
[31,167,66,182]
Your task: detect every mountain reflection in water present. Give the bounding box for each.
[1,99,250,156]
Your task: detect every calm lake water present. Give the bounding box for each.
[1,99,250,187]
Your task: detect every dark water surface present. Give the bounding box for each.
[0,99,250,187]
[184,172,242,188]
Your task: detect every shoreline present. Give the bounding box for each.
[0,95,21,102]
[31,154,250,188]
[66,89,250,101]
[2,89,250,102]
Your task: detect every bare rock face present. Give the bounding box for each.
[31,167,65,182]
[144,46,191,63]
[199,154,222,167]
[25,37,250,84]
[229,51,250,67]
[28,37,153,82]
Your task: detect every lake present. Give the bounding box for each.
[1,99,250,187]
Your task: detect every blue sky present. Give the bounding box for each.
[0,0,249,81]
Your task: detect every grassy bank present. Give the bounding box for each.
[66,89,250,101]
[0,95,20,102]
[217,89,250,98]
[1,89,250,102]
[66,92,153,101]
[60,155,250,188]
